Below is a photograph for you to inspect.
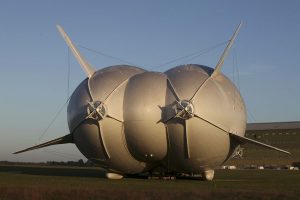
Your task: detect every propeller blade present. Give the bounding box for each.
[103,78,130,103]
[162,76,183,123]
[87,73,129,123]
[164,116,174,124]
[13,134,73,154]
[87,78,125,123]
[166,77,181,101]
[107,115,123,123]
[163,109,185,123]
[194,113,228,133]
[183,120,190,159]
[97,120,111,159]
[189,77,209,103]
[56,25,96,78]
[212,22,242,77]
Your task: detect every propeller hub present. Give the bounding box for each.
[86,101,107,121]
[175,100,194,120]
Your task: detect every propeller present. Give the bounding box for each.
[83,77,130,159]
[164,78,194,158]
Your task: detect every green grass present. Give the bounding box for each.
[0,165,299,200]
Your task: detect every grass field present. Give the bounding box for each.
[0,165,299,200]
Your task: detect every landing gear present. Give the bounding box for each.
[201,169,214,181]
[106,172,124,180]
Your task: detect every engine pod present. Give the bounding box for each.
[124,72,168,162]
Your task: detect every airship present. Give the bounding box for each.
[15,23,290,181]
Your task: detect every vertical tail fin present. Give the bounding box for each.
[212,22,242,77]
[56,25,96,78]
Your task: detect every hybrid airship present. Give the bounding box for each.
[15,23,290,181]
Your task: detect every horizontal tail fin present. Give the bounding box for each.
[229,133,291,155]
[13,134,73,154]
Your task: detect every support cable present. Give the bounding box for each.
[78,45,139,67]
[150,40,228,70]
[38,97,70,142]
[38,47,72,142]
[67,47,71,100]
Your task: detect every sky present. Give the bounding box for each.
[0,0,299,162]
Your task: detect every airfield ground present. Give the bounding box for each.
[0,165,299,200]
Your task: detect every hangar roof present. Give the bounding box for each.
[247,121,300,131]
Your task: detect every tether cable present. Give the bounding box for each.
[150,40,228,70]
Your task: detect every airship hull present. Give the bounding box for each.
[68,64,246,174]
[14,24,290,181]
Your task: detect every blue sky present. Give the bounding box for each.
[0,0,299,162]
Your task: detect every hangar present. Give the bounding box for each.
[228,121,300,167]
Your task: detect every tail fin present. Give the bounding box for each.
[13,134,73,154]
[229,133,291,155]
[56,25,96,78]
[212,22,242,77]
